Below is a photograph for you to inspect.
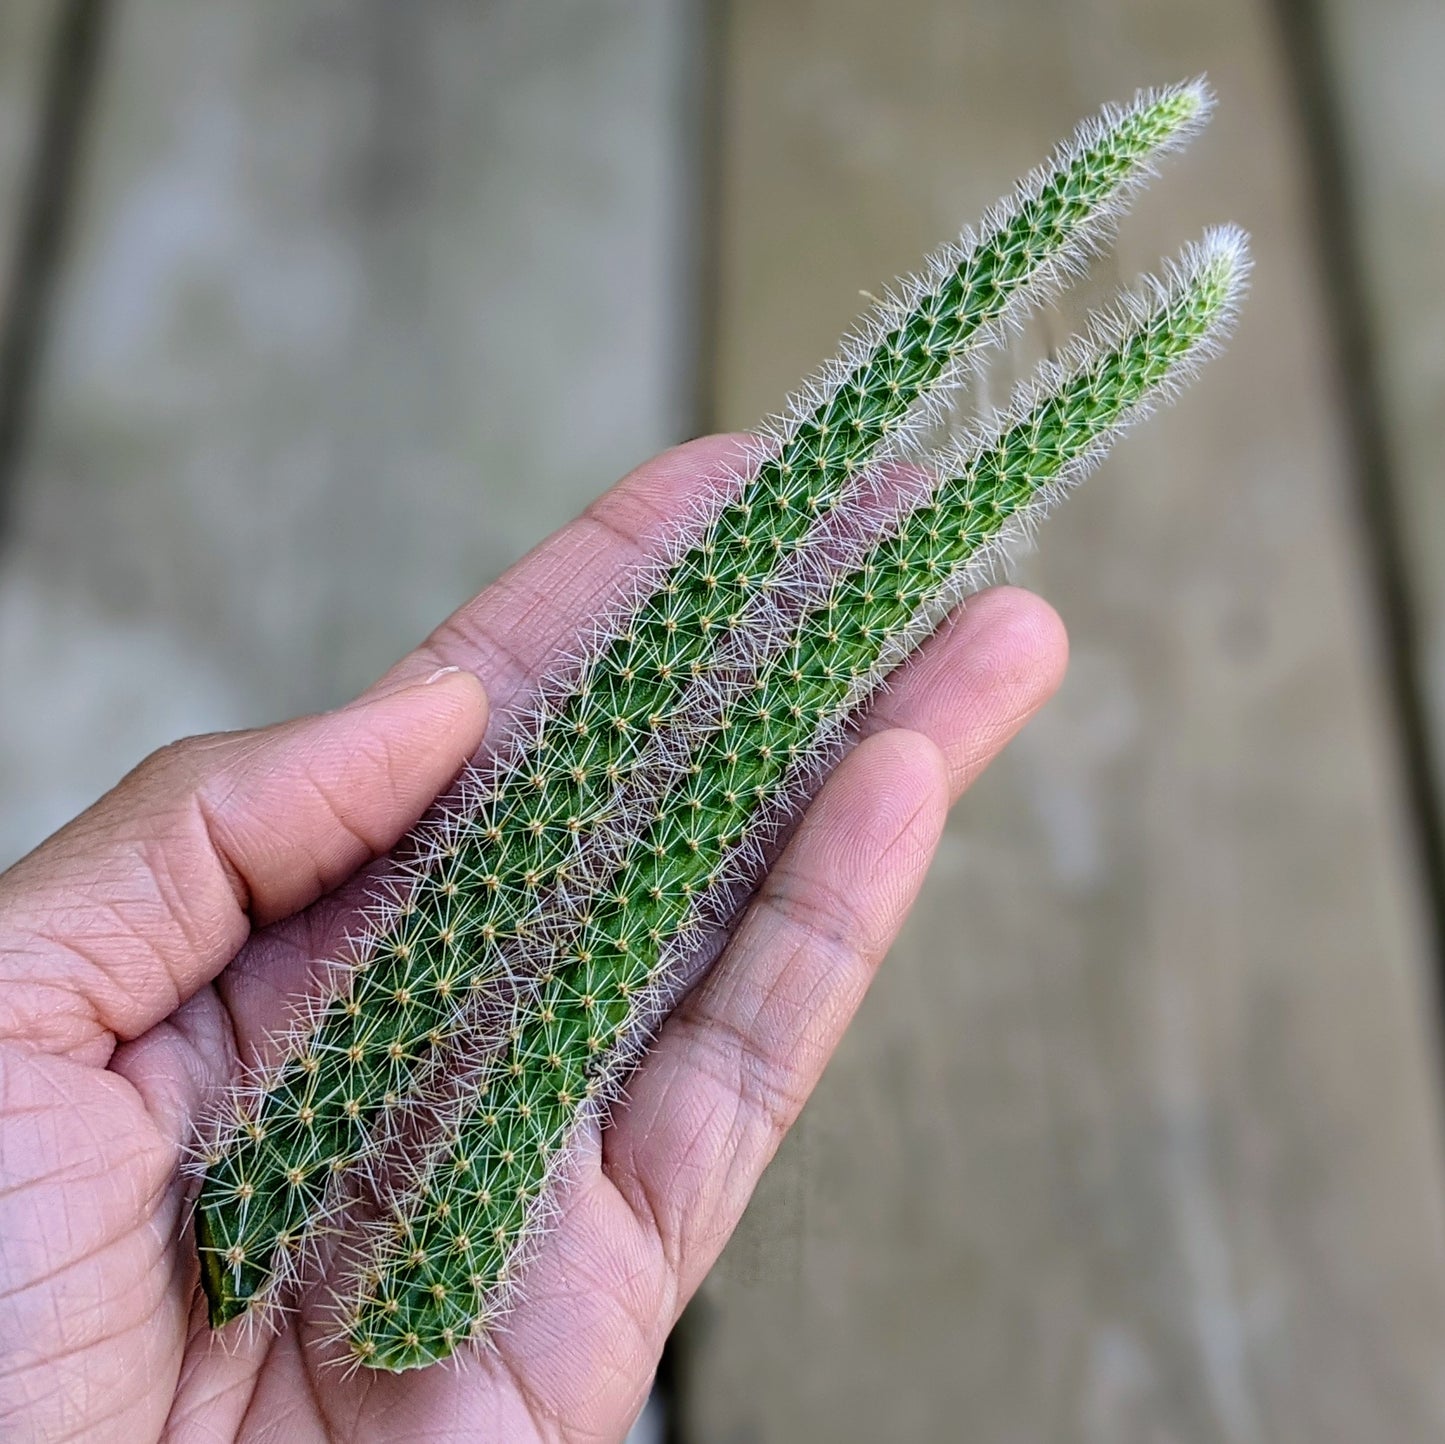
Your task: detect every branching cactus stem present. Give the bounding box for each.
[189,79,1254,1364]
[192,81,1214,1329]
[338,227,1249,1371]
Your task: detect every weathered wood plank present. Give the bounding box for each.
[0,0,56,319]
[681,3,1445,1439]
[0,0,696,867]
[1310,0,1445,825]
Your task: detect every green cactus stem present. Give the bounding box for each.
[193,81,1212,1329]
[339,228,1249,1371]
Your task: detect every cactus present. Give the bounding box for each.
[192,81,1213,1329]
[337,227,1248,1371]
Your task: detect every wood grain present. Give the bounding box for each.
[0,0,697,866]
[0,0,56,320]
[680,2,1445,1438]
[1311,0,1445,809]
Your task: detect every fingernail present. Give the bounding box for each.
[341,665,476,713]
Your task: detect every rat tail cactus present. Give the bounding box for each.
[190,81,1244,1356]
[334,226,1248,1371]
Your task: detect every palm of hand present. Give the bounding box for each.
[0,438,1063,1442]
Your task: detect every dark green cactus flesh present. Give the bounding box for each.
[192,81,1209,1328]
[339,231,1246,1369]
[190,84,1245,1367]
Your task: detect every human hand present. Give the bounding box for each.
[0,436,1066,1442]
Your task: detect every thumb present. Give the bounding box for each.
[0,669,487,1059]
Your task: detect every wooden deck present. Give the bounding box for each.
[2,2,1444,1438]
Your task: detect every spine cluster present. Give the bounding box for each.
[190,83,1242,1367]
[340,230,1247,1370]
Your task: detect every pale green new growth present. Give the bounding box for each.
[341,229,1248,1370]
[194,82,1211,1329]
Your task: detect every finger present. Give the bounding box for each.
[0,669,487,1060]
[861,584,1070,797]
[181,435,756,1064]
[603,589,1066,1299]
[192,434,746,1058]
[387,591,1063,1433]
[367,433,750,712]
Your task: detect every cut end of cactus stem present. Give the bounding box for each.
[189,77,1245,1352]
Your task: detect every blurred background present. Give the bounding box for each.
[2,1,1444,1439]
